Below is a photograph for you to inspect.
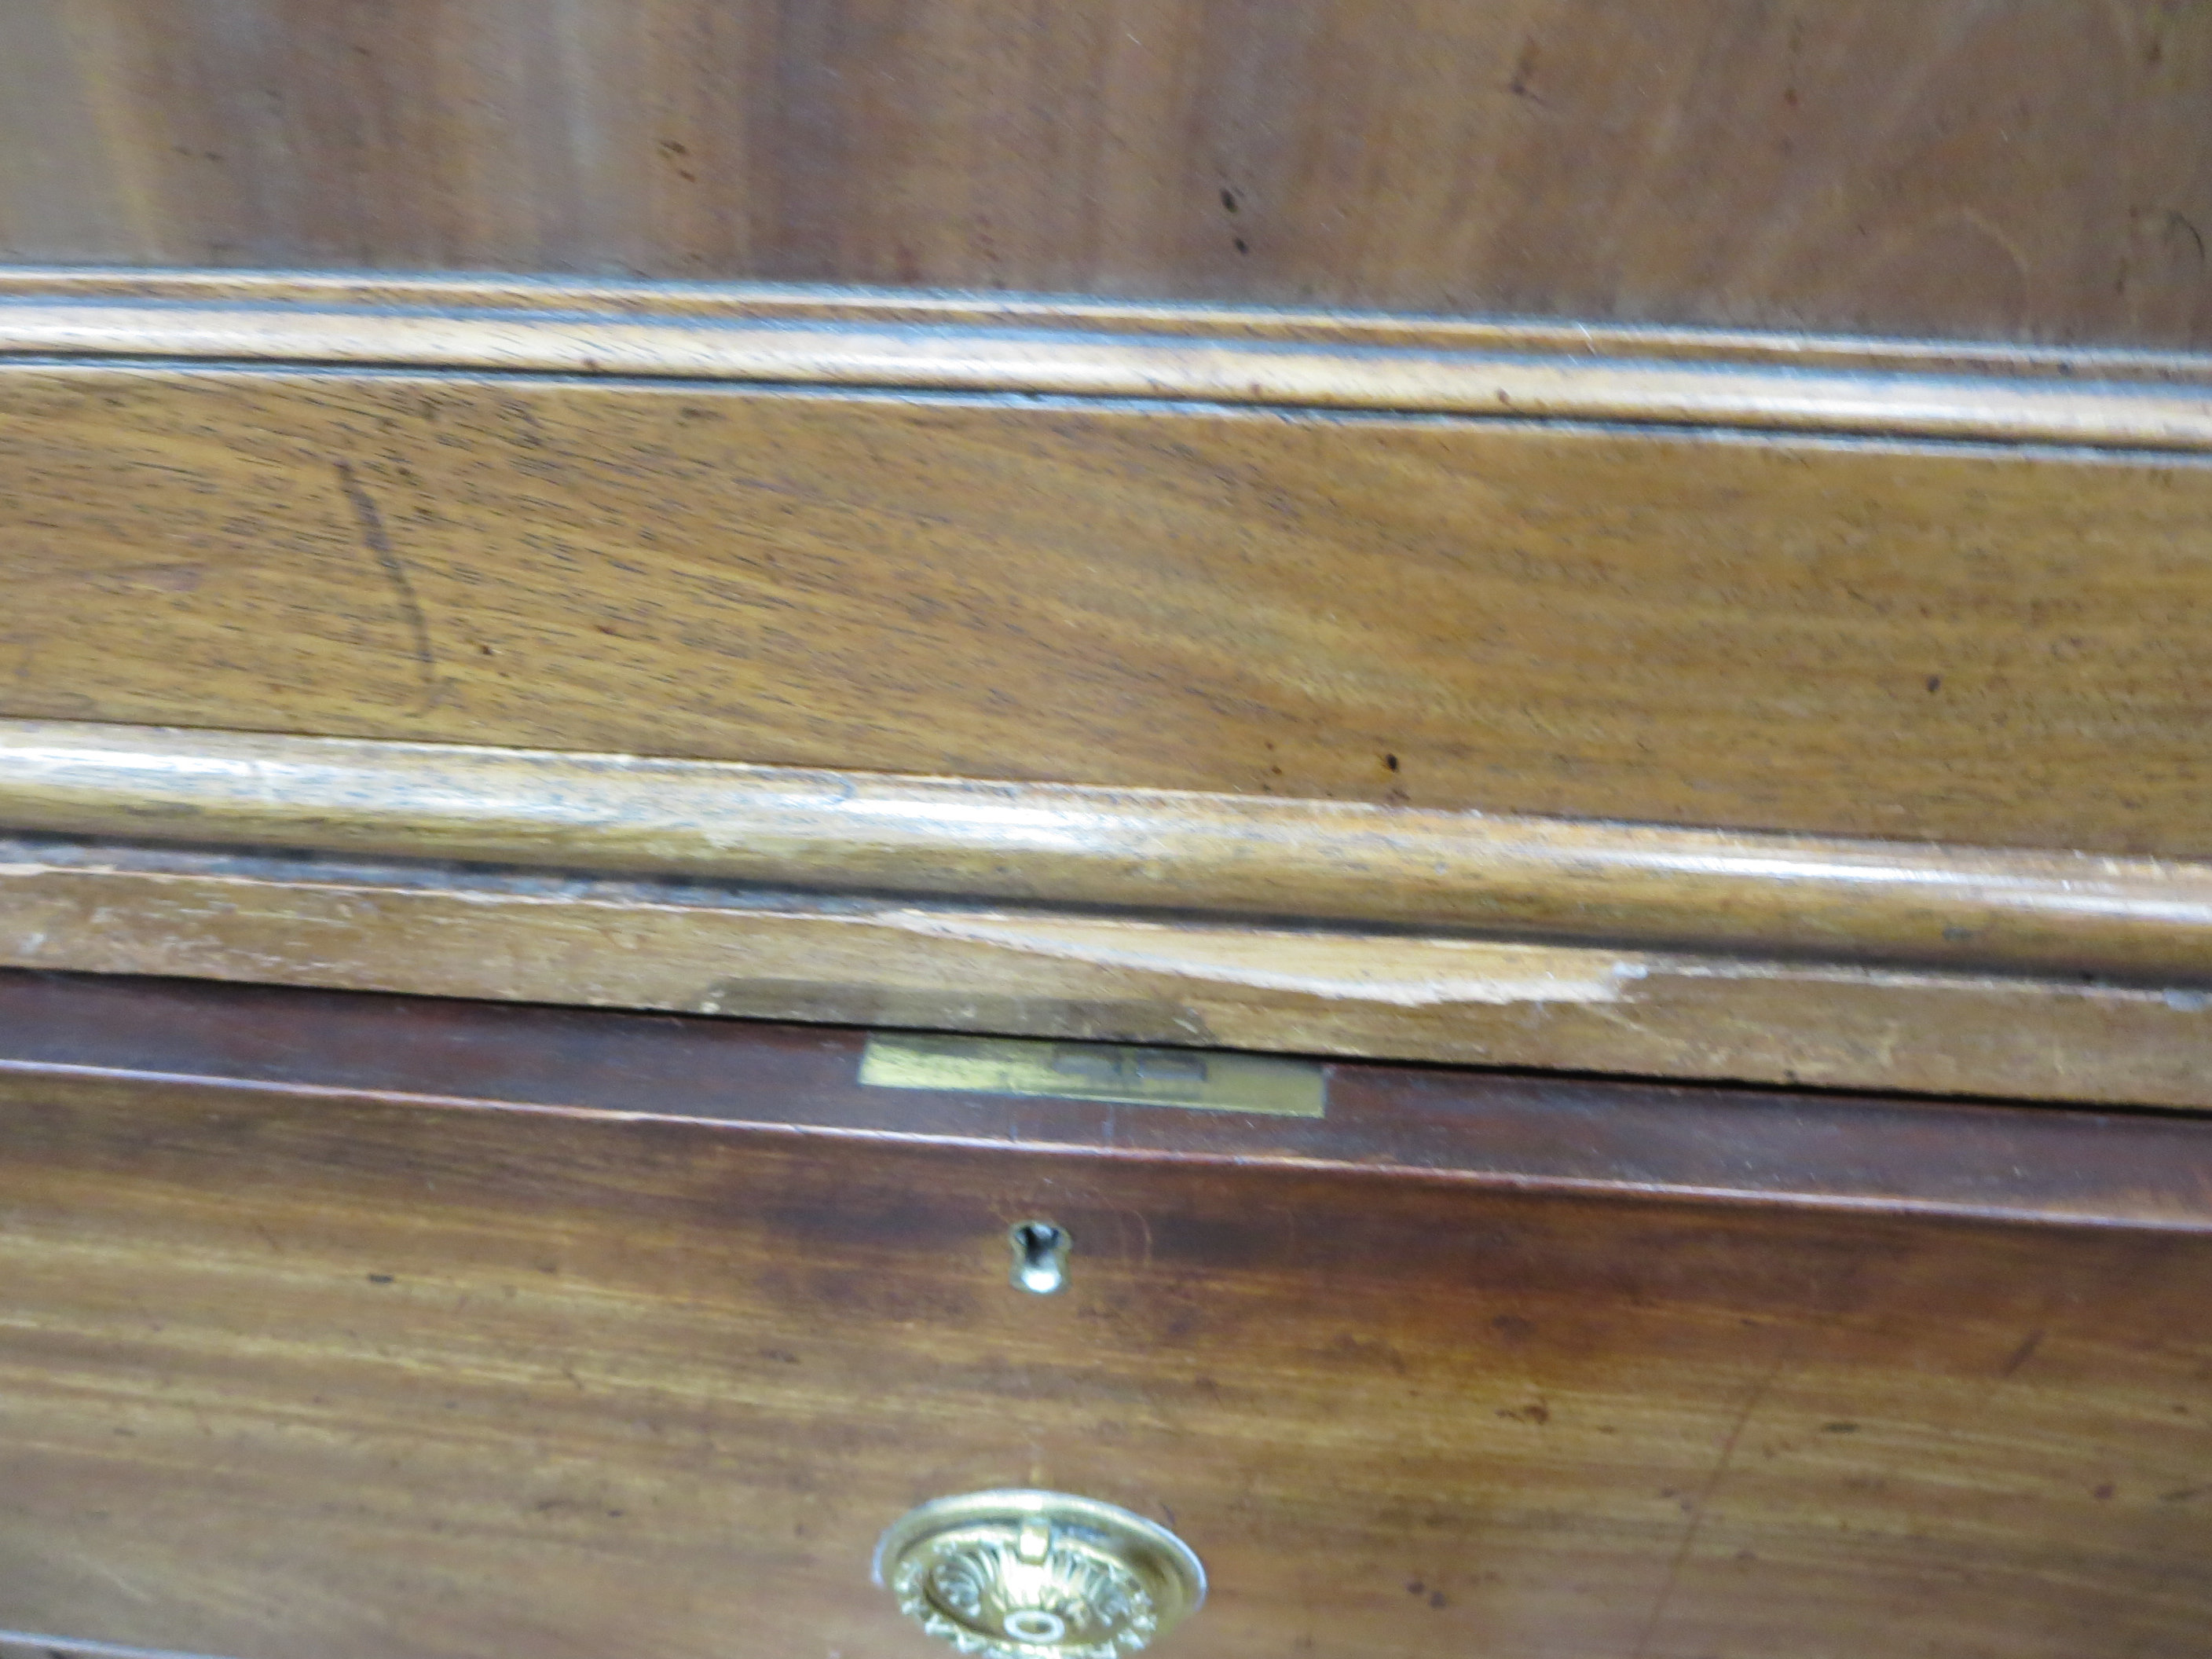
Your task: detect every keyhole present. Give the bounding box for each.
[1009,1221,1071,1295]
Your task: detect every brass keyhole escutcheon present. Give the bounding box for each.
[873,1490,1206,1658]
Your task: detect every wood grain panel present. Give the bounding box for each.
[5,364,2212,855]
[0,973,2204,1659]
[1,2,2209,347]
[7,836,2212,1109]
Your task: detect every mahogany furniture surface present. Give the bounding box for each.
[0,971,2203,1659]
[1,10,2209,1656]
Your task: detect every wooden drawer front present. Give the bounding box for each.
[0,973,2203,1659]
[2,273,2212,862]
[6,351,2212,858]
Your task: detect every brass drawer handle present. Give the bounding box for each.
[873,1490,1205,1657]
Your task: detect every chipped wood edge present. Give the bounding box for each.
[0,1631,229,1659]
[2,836,2209,1109]
[3,720,2211,983]
[0,270,2210,449]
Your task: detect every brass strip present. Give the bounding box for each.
[1,720,2209,981]
[859,1033,1327,1118]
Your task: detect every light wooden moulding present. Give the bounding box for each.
[2,720,2210,1109]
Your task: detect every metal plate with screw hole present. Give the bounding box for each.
[859,1033,1326,1118]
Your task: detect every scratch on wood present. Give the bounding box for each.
[1629,1355,1784,1659]
[334,460,440,708]
[2000,1328,2044,1379]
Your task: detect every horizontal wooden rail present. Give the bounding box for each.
[5,833,2209,1108]
[2,720,2208,982]
[0,273,2210,450]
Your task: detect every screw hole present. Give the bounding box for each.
[1010,1221,1071,1295]
[1005,1610,1069,1642]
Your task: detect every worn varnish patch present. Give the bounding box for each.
[876,912,1643,1008]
